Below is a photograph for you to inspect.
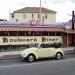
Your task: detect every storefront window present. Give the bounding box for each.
[41,32,48,36]
[56,32,61,36]
[49,32,55,36]
[26,31,33,36]
[0,31,8,36]
[9,31,18,36]
[17,31,25,36]
[34,31,41,36]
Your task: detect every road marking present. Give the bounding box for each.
[0,58,75,68]
[0,63,33,68]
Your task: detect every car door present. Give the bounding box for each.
[37,44,50,58]
[49,48,56,57]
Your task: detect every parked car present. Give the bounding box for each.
[20,44,64,62]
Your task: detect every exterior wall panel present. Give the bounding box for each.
[11,13,56,24]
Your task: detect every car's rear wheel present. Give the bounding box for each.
[55,52,62,60]
[27,54,35,62]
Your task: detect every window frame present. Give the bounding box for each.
[45,14,48,19]
[23,14,26,19]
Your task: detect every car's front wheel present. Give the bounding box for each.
[27,54,36,62]
[55,52,63,60]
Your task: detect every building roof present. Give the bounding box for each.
[0,21,74,34]
[14,7,56,13]
[0,21,64,28]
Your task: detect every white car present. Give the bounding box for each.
[20,44,64,62]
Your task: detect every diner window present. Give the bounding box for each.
[9,31,18,36]
[49,32,55,36]
[18,31,25,36]
[26,31,33,36]
[0,31,8,36]
[41,32,48,36]
[34,32,41,36]
[56,32,61,36]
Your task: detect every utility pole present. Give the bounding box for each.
[72,11,75,46]
[39,0,42,25]
[72,11,74,30]
[9,10,11,22]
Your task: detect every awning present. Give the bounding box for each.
[0,26,65,32]
[65,30,75,34]
[0,26,75,34]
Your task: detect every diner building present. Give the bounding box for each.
[0,21,75,48]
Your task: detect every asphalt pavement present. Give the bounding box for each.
[0,58,75,75]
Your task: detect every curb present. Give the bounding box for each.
[0,54,21,60]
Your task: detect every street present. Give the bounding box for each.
[0,55,75,75]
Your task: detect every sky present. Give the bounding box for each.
[0,0,75,22]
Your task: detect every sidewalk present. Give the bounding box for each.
[0,51,21,60]
[61,47,75,54]
[0,47,75,60]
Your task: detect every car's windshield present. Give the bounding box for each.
[40,44,50,48]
